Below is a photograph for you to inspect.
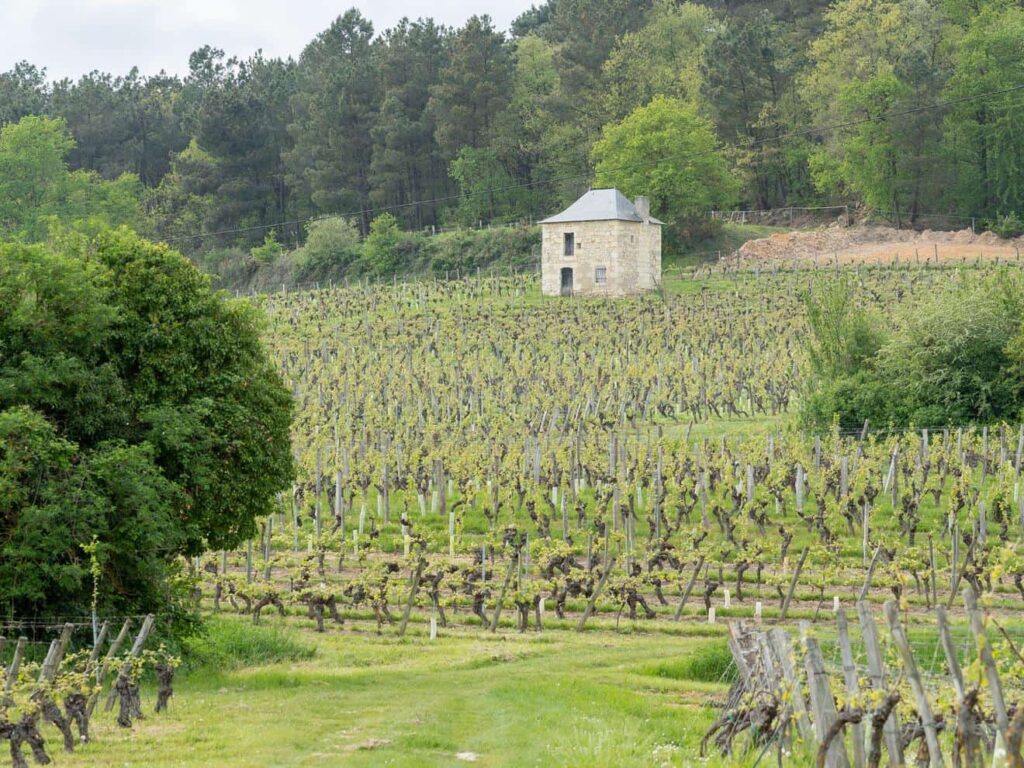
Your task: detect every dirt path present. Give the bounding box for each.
[731,222,1024,266]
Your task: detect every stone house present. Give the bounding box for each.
[540,188,663,297]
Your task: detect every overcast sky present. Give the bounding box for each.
[1,0,539,81]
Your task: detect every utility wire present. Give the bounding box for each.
[164,82,1024,245]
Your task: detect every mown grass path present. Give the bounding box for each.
[60,616,737,767]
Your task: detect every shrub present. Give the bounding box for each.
[295,217,362,280]
[362,213,402,275]
[987,212,1024,239]
[801,271,1024,429]
[251,230,284,264]
[430,226,539,275]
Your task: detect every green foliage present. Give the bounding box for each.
[944,3,1024,219]
[251,230,284,264]
[702,11,814,209]
[803,0,947,220]
[601,0,717,121]
[0,230,294,621]
[370,19,450,230]
[802,275,885,379]
[429,226,540,275]
[592,97,738,223]
[448,147,529,226]
[803,271,1024,429]
[986,212,1024,239]
[288,11,377,226]
[181,616,314,671]
[0,116,141,241]
[362,213,404,276]
[874,274,1024,424]
[428,15,513,159]
[294,217,362,279]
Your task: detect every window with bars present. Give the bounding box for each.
[595,266,607,284]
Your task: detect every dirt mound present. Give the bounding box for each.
[733,222,1023,265]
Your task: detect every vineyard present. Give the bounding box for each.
[9,263,1024,766]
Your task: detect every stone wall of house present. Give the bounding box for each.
[637,219,662,291]
[541,219,661,296]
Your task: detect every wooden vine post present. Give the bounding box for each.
[780,546,809,620]
[963,585,1009,744]
[767,627,814,742]
[673,556,705,621]
[856,601,904,767]
[804,635,851,768]
[836,609,866,768]
[104,614,156,712]
[577,557,616,632]
[489,557,518,632]
[5,637,26,694]
[882,601,944,768]
[87,618,132,717]
[398,558,427,638]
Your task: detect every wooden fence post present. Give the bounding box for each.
[767,627,815,743]
[964,585,1009,745]
[804,636,851,768]
[837,609,866,768]
[856,601,904,767]
[883,601,944,768]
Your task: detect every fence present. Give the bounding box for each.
[710,585,1022,767]
[709,206,993,234]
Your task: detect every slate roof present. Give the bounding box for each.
[540,188,664,225]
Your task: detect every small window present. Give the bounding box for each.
[564,232,575,256]
[595,266,607,285]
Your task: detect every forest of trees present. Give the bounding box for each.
[3,0,1024,281]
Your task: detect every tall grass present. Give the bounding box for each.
[182,616,314,672]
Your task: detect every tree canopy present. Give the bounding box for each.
[5,0,1024,281]
[592,97,738,221]
[0,230,294,621]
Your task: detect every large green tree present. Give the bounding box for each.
[288,11,379,232]
[0,230,294,621]
[0,116,141,241]
[592,97,738,223]
[170,49,296,248]
[370,18,451,229]
[703,11,814,208]
[802,0,948,222]
[943,3,1024,221]
[601,0,717,122]
[0,62,49,126]
[428,16,513,160]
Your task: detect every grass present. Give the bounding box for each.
[181,617,315,672]
[59,614,749,767]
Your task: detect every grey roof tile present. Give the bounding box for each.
[540,188,664,225]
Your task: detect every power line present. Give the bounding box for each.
[163,82,1024,246]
